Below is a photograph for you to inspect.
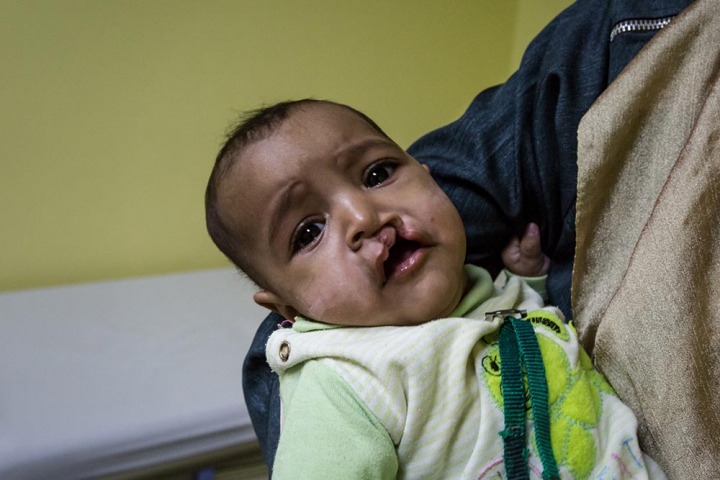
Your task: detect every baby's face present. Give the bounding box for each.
[221,103,467,326]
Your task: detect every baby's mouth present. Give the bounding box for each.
[383,237,423,281]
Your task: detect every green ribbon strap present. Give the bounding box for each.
[498,316,560,480]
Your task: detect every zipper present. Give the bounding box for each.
[610,16,675,42]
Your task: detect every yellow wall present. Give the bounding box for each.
[510,0,574,70]
[1,1,569,292]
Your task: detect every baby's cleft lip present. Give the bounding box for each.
[382,226,429,284]
[373,226,396,285]
[376,225,397,250]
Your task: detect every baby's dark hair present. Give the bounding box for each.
[205,98,388,286]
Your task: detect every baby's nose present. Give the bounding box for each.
[339,195,379,249]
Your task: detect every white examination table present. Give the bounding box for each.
[0,268,268,479]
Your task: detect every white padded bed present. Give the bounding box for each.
[0,268,268,479]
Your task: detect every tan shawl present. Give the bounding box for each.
[573,0,720,476]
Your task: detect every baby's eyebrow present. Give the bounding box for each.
[334,138,397,166]
[268,181,298,247]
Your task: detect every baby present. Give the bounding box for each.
[205,99,662,479]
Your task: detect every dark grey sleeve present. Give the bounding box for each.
[408,0,693,318]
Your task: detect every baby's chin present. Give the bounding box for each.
[301,272,467,327]
[308,307,437,328]
[397,271,467,322]
[348,306,450,327]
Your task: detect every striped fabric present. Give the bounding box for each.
[267,267,662,479]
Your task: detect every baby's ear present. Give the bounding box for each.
[254,290,300,320]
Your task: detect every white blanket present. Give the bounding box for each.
[0,268,266,479]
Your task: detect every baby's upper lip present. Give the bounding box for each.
[373,226,396,276]
[377,225,396,251]
[395,227,428,246]
[372,225,429,285]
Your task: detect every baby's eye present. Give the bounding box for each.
[363,162,396,188]
[292,221,325,252]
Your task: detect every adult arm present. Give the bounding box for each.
[242,312,283,469]
[408,0,693,318]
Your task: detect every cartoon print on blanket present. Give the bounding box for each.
[481,311,615,478]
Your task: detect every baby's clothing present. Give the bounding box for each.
[266,266,662,479]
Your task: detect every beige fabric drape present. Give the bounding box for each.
[573,0,720,477]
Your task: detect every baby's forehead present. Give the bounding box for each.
[252,107,387,162]
[223,102,394,203]
[282,102,375,138]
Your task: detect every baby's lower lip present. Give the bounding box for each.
[386,247,427,282]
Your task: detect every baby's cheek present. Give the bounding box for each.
[300,290,332,320]
[300,278,355,322]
